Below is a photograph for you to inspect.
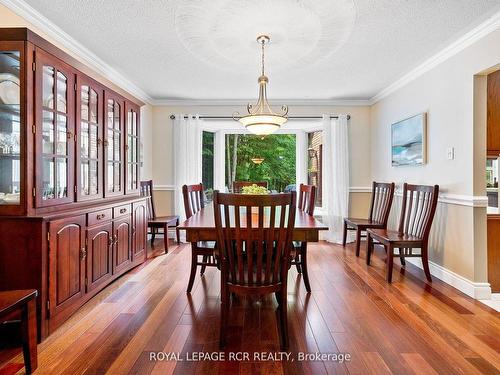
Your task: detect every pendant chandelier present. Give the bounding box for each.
[251,156,265,164]
[233,35,288,136]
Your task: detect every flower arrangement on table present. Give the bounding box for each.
[241,184,269,195]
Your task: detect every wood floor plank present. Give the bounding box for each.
[3,241,499,375]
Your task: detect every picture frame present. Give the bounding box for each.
[391,113,427,166]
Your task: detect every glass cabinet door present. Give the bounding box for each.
[125,101,140,194]
[77,76,102,201]
[104,91,123,196]
[0,42,23,212]
[35,48,75,207]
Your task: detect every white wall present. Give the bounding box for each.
[370,27,500,283]
[140,104,153,180]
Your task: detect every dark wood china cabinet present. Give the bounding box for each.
[0,28,147,341]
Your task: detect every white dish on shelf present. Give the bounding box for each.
[0,73,21,105]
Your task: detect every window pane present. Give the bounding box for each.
[42,111,54,154]
[89,124,98,160]
[90,89,98,123]
[42,66,54,109]
[81,160,89,195]
[56,72,67,113]
[42,157,54,200]
[107,162,114,192]
[81,122,89,158]
[307,131,323,207]
[89,161,98,195]
[224,133,296,193]
[81,86,89,121]
[56,157,67,198]
[202,131,214,202]
[56,115,67,155]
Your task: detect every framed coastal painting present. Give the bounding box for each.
[391,113,427,166]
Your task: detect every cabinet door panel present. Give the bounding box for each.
[76,75,104,201]
[113,215,131,274]
[132,201,146,264]
[87,222,112,291]
[104,91,124,197]
[48,215,85,317]
[35,48,75,207]
[125,101,140,194]
[0,41,25,215]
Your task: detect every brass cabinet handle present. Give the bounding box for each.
[97,138,102,146]
[96,213,105,220]
[67,131,73,140]
[120,208,127,214]
[103,140,109,147]
[114,234,118,245]
[108,236,113,246]
[80,248,87,260]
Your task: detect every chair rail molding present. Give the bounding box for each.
[154,185,176,191]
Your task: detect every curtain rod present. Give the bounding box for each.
[169,115,350,120]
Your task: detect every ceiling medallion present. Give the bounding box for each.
[233,35,288,136]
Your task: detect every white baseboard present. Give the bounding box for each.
[406,258,491,300]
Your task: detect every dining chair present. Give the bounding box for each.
[140,180,180,253]
[290,183,316,292]
[183,183,218,293]
[232,181,268,193]
[366,183,439,283]
[213,190,296,350]
[343,181,395,256]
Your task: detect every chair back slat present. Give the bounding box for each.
[298,184,316,216]
[398,183,439,239]
[368,182,395,224]
[140,180,156,219]
[233,181,268,193]
[182,184,205,219]
[213,191,296,288]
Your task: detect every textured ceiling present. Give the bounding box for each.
[24,0,500,101]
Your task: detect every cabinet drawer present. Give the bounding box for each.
[113,204,131,218]
[88,208,112,226]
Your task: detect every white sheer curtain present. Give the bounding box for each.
[173,114,203,219]
[322,114,350,243]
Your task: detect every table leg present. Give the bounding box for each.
[21,298,37,374]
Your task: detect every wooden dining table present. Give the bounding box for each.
[177,204,329,242]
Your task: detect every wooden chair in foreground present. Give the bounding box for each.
[232,181,268,193]
[343,181,395,256]
[213,190,296,350]
[0,290,38,374]
[290,184,316,292]
[183,184,218,293]
[366,183,439,283]
[140,180,180,254]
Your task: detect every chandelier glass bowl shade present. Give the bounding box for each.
[233,35,288,136]
[251,157,265,164]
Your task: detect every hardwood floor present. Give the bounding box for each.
[1,240,499,375]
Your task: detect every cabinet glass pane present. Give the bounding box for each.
[0,50,21,204]
[127,135,132,162]
[56,72,67,113]
[81,161,89,195]
[107,162,113,192]
[81,86,89,121]
[114,163,120,191]
[81,122,89,158]
[89,124,97,160]
[42,66,54,109]
[89,161,98,195]
[114,133,120,160]
[56,115,67,155]
[127,111,132,135]
[42,111,54,154]
[90,89,97,123]
[42,157,54,200]
[107,129,114,161]
[56,158,67,198]
[133,112,137,136]
[114,103,120,130]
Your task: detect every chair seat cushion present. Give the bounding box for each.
[344,217,384,228]
[367,228,423,244]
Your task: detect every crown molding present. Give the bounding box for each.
[150,98,373,107]
[370,9,500,104]
[1,0,153,104]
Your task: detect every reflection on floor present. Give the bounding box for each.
[1,240,499,374]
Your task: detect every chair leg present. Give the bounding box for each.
[163,224,169,254]
[21,298,37,374]
[355,228,362,257]
[295,252,302,274]
[279,290,289,350]
[187,245,198,293]
[386,245,394,283]
[300,243,311,293]
[176,226,181,245]
[400,248,406,266]
[200,255,208,276]
[421,244,432,282]
[150,227,155,247]
[219,284,229,349]
[366,233,373,265]
[342,221,348,246]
